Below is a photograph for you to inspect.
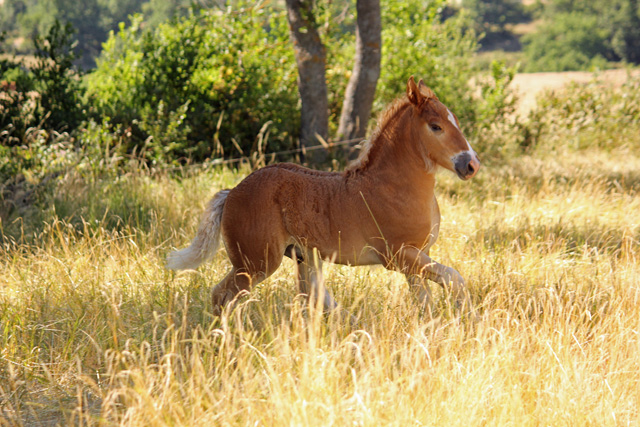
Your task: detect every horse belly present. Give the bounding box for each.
[285,203,372,264]
[328,246,382,265]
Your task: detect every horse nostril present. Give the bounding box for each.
[454,152,480,180]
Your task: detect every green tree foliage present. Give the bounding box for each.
[141,0,194,28]
[607,0,640,63]
[0,34,35,143]
[522,13,609,72]
[377,0,477,109]
[524,0,640,70]
[86,0,515,164]
[32,21,85,131]
[0,0,175,67]
[2,0,517,170]
[85,7,299,163]
[462,0,529,37]
[1,23,86,183]
[1,22,84,142]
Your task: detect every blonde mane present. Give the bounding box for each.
[345,97,412,173]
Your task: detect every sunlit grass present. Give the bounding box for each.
[1,148,639,425]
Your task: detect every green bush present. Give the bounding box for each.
[376,1,478,120]
[0,53,35,144]
[462,0,530,37]
[32,21,86,131]
[523,0,640,71]
[1,22,86,144]
[3,0,519,172]
[86,0,517,164]
[86,6,299,164]
[523,13,609,72]
[370,1,475,135]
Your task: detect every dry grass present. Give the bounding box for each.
[1,144,639,426]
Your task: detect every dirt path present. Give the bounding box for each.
[511,69,639,116]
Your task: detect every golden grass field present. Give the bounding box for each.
[1,74,640,425]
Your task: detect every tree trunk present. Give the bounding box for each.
[285,0,329,164]
[336,0,381,144]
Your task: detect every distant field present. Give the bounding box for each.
[512,69,640,116]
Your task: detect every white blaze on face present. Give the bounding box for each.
[447,108,473,152]
[446,108,460,131]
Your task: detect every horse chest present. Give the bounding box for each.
[414,196,441,250]
[373,191,441,251]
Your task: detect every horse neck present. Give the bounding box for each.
[358,106,436,185]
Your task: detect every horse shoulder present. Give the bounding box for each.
[360,182,441,252]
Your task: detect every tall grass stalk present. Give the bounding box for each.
[1,148,639,425]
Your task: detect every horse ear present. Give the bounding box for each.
[407,76,424,106]
[417,79,436,100]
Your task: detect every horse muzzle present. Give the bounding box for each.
[453,151,480,180]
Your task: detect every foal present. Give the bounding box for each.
[167,77,480,313]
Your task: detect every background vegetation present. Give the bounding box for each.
[1,0,639,424]
[1,0,517,169]
[0,0,196,68]
[464,0,640,71]
[520,0,640,71]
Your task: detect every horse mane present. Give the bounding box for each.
[345,97,412,174]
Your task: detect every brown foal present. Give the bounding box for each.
[167,77,480,314]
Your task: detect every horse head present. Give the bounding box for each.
[406,76,480,180]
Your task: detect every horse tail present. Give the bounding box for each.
[166,189,231,270]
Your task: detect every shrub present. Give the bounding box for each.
[471,60,518,156]
[86,0,518,164]
[517,73,640,153]
[523,0,640,71]
[376,1,477,119]
[0,45,36,144]
[462,0,530,37]
[31,20,86,132]
[375,0,518,156]
[1,21,86,144]
[522,13,609,72]
[86,6,299,164]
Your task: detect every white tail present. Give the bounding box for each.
[166,189,230,270]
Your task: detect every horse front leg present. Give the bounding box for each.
[390,246,471,312]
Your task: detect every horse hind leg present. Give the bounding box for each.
[212,241,287,314]
[284,244,325,299]
[210,268,253,312]
[297,255,359,326]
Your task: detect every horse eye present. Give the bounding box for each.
[430,124,442,132]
